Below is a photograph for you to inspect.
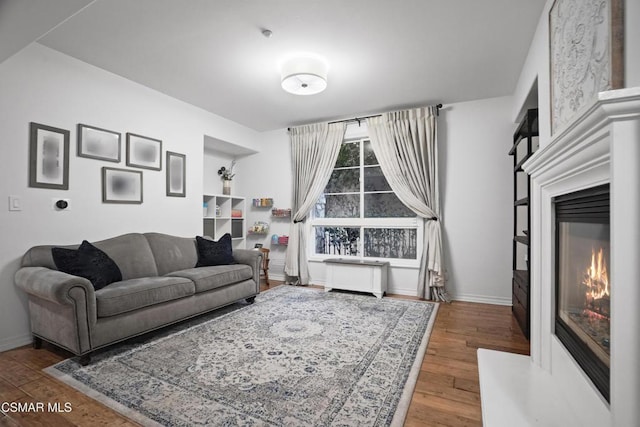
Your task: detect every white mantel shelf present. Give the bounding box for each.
[479,88,640,427]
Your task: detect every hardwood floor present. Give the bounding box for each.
[0,282,529,426]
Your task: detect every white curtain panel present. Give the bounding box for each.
[367,106,447,301]
[284,122,347,285]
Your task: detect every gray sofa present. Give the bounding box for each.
[15,232,261,364]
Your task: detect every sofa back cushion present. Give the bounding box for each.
[22,233,159,280]
[144,233,199,276]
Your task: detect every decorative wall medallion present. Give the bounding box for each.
[549,0,624,135]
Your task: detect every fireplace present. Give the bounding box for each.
[555,184,610,401]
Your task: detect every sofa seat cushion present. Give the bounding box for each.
[167,265,252,293]
[96,276,195,318]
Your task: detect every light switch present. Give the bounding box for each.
[9,196,21,211]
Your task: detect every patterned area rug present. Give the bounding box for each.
[47,286,438,426]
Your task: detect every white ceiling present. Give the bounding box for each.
[15,0,544,131]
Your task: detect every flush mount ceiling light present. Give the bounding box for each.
[281,55,328,95]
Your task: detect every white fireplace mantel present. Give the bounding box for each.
[479,88,640,427]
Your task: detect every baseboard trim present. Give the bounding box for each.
[0,333,32,352]
[269,273,286,282]
[451,293,512,306]
[386,288,419,297]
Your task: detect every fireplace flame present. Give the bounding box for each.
[584,248,609,299]
[583,248,610,319]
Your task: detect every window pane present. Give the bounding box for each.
[364,193,415,217]
[335,141,360,168]
[364,228,417,259]
[363,140,378,165]
[315,227,360,256]
[326,168,359,193]
[315,194,360,218]
[364,166,391,192]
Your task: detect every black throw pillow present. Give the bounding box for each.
[51,240,122,291]
[195,234,235,267]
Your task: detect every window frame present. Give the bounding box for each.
[308,137,422,268]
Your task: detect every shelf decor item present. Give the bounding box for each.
[222,180,231,195]
[248,221,269,235]
[253,198,274,207]
[270,234,289,245]
[77,124,121,163]
[271,208,292,218]
[126,133,162,171]
[218,160,235,195]
[278,235,289,245]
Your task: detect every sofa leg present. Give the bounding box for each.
[78,354,91,366]
[246,296,256,304]
[32,336,42,349]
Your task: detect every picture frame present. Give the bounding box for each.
[166,151,186,197]
[254,243,263,249]
[102,167,143,204]
[549,0,624,135]
[77,124,121,162]
[29,122,70,190]
[126,133,162,170]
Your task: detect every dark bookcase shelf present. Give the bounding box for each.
[509,108,538,339]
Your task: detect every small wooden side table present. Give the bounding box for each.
[258,247,270,285]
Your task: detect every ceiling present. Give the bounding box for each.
[9,0,545,131]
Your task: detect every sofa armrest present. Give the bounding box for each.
[233,249,262,292]
[15,267,96,306]
[15,267,97,354]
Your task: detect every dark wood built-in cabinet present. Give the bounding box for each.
[509,109,538,339]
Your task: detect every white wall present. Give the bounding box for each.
[0,43,261,351]
[441,96,514,305]
[235,129,292,279]
[203,149,236,196]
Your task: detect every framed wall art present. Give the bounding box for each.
[102,167,143,204]
[166,151,186,197]
[78,124,121,162]
[126,133,162,170]
[29,122,70,190]
[549,0,624,135]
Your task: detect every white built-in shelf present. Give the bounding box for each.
[202,194,246,249]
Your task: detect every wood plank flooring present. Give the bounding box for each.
[0,282,529,426]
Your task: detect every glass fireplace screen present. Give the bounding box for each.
[557,221,611,368]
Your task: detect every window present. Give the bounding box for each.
[311,138,421,266]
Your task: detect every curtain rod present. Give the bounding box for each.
[329,104,443,126]
[288,103,443,131]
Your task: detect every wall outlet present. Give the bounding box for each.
[52,198,71,211]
